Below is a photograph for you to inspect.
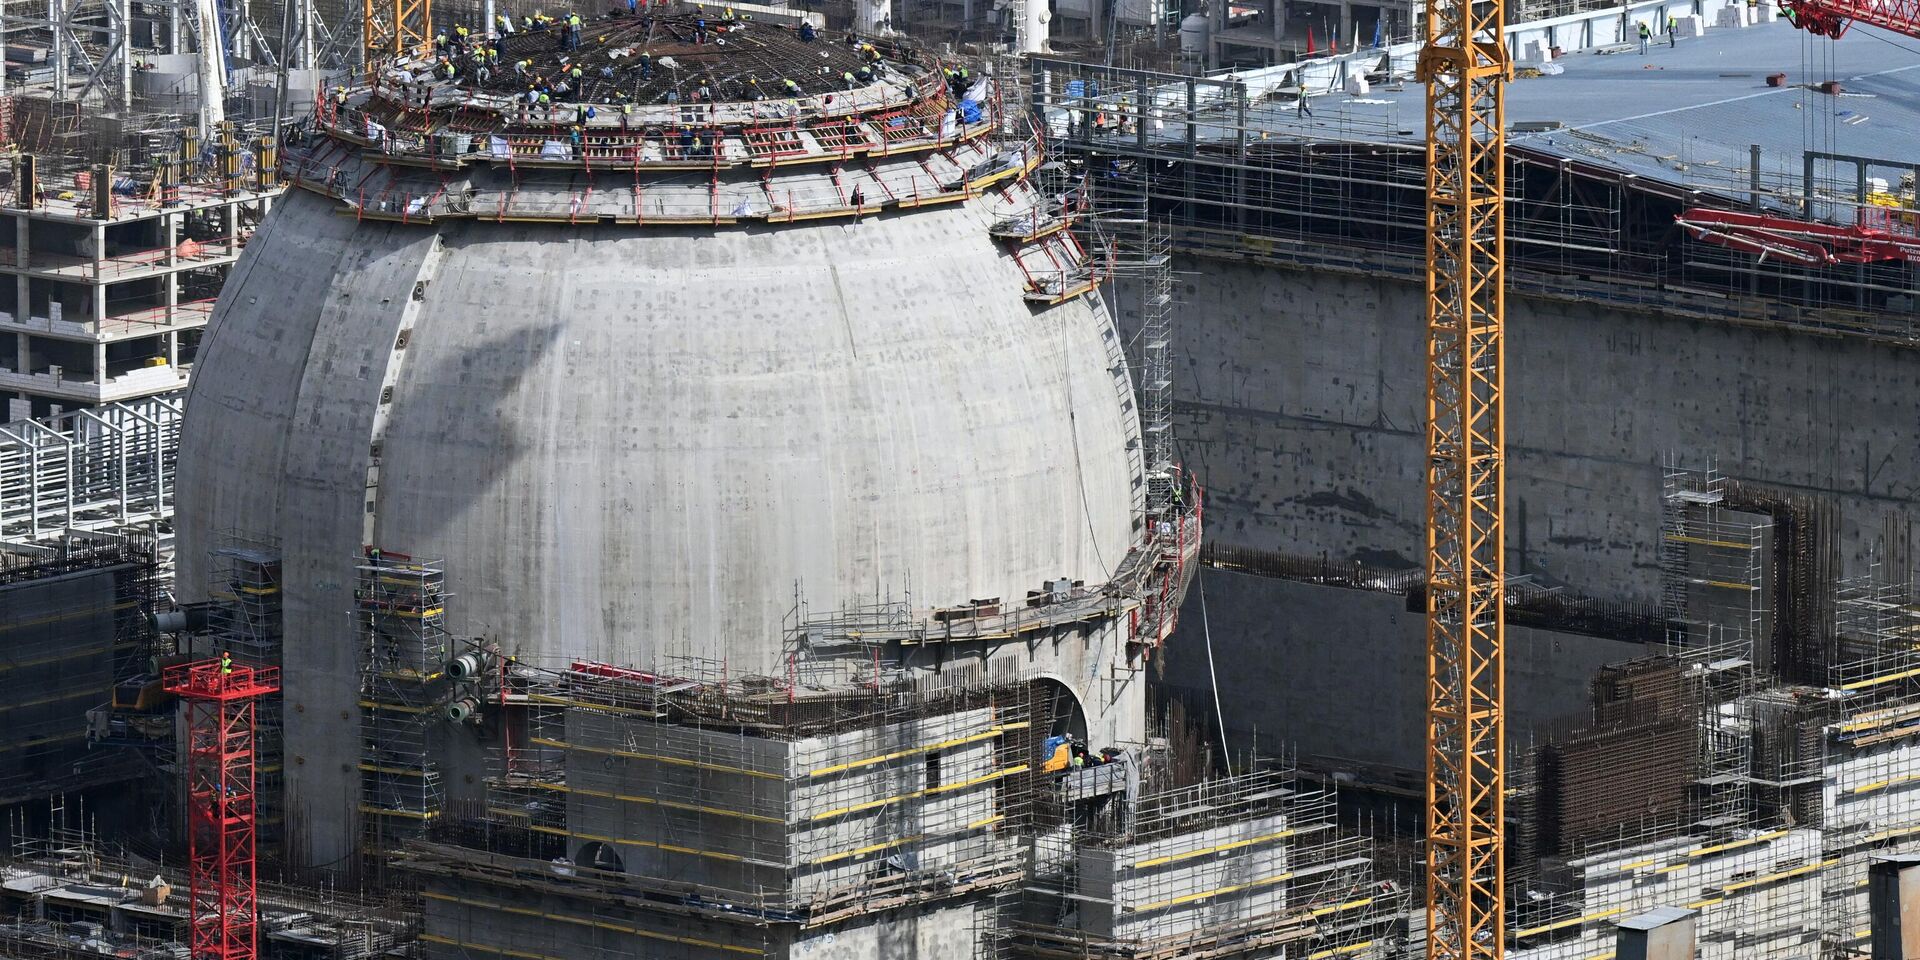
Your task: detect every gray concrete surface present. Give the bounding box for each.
[176,187,1144,873]
[1158,257,1920,603]
[1160,568,1652,772]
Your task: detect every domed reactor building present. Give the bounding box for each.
[174,11,1247,960]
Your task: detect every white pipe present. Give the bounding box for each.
[1022,0,1051,53]
[300,0,315,67]
[195,0,225,135]
[119,0,132,112]
[51,0,66,97]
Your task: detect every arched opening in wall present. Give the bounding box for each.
[577,840,625,874]
[1033,676,1088,743]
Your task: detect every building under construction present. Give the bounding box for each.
[8,0,1920,955]
[160,9,1391,960]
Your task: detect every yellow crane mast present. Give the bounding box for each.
[365,0,433,67]
[1417,0,1510,953]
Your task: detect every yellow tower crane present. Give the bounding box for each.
[364,0,433,67]
[1416,0,1510,952]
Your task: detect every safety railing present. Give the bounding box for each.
[298,112,1043,229]
[314,66,992,174]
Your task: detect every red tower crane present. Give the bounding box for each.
[1780,0,1920,39]
[164,659,281,960]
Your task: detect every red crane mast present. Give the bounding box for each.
[164,659,281,960]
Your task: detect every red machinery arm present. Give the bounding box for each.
[1780,0,1920,39]
[1677,206,1920,265]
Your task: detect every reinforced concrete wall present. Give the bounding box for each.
[787,706,1006,897]
[1075,812,1291,942]
[1511,828,1825,960]
[563,708,791,891]
[421,879,768,960]
[1158,257,1920,604]
[1821,714,1920,957]
[1161,568,1652,772]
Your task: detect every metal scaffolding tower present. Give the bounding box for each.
[164,657,280,960]
[354,549,449,859]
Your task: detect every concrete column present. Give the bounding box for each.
[166,330,178,366]
[13,332,26,372]
[119,0,133,112]
[92,340,106,385]
[164,234,179,326]
[194,0,225,136]
[91,222,105,283]
[1871,854,1920,959]
[51,0,67,96]
[300,0,316,69]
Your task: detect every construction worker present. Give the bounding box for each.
[1667,13,1677,46]
[1637,20,1650,54]
[783,78,802,97]
[218,650,234,680]
[799,19,816,42]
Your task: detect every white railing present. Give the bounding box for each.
[0,390,183,547]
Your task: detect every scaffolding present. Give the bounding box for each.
[411,662,1042,960]
[1660,460,1772,664]
[204,536,285,856]
[1007,764,1402,960]
[0,391,182,551]
[1816,561,1920,956]
[355,549,450,860]
[0,813,417,960]
[1024,57,1920,348]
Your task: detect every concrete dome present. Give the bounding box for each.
[176,24,1158,871]
[178,189,1140,671]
